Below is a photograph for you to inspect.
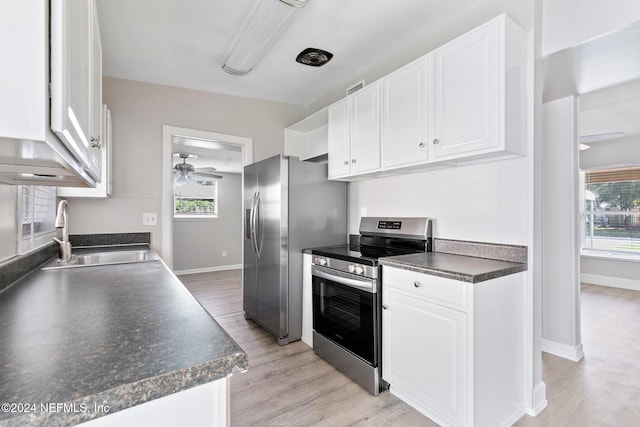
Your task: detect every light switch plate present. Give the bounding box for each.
[142,212,158,226]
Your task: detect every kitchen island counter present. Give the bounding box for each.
[0,247,247,427]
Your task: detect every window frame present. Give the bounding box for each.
[580,167,640,259]
[17,185,57,254]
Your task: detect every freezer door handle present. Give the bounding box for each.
[250,192,261,258]
[255,192,262,258]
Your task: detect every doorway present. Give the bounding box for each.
[161,126,253,270]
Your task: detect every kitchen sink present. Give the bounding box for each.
[42,249,159,270]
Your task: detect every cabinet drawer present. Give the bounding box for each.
[382,266,468,310]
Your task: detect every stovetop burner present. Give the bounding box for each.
[311,242,428,266]
[311,217,433,274]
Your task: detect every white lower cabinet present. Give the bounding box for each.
[382,266,526,427]
[383,287,467,426]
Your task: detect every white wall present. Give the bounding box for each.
[0,184,17,262]
[541,96,583,361]
[67,77,305,255]
[542,0,640,55]
[348,158,530,244]
[173,172,242,273]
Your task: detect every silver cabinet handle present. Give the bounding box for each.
[414,281,421,288]
[419,142,425,148]
[352,159,357,164]
[344,160,349,165]
[90,135,102,149]
[382,304,388,310]
[432,139,439,145]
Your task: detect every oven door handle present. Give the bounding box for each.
[312,266,376,293]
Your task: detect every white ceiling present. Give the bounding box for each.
[580,78,640,142]
[96,0,530,107]
[98,1,640,152]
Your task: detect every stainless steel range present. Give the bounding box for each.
[310,217,432,395]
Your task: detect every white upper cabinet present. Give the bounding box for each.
[325,14,527,181]
[327,98,351,178]
[432,14,527,161]
[58,105,112,198]
[381,55,433,169]
[350,81,381,175]
[328,82,381,180]
[0,0,101,187]
[51,0,103,182]
[433,21,500,158]
[284,108,328,162]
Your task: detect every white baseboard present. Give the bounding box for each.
[525,381,548,416]
[174,264,242,276]
[581,273,640,292]
[541,338,584,362]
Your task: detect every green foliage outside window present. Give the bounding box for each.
[175,198,216,215]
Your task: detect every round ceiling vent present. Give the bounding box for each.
[296,48,334,67]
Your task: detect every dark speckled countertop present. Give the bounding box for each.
[379,251,527,283]
[0,246,247,427]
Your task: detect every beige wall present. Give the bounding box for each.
[66,77,305,255]
[173,172,242,272]
[0,184,17,262]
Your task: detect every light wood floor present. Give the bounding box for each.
[179,271,640,426]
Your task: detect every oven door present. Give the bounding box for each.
[312,266,378,366]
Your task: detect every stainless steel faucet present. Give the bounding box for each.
[53,200,71,262]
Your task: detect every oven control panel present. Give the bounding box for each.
[312,256,377,280]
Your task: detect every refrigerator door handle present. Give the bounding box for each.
[249,192,258,256]
[255,192,262,258]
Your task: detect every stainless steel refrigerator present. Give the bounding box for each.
[243,155,347,345]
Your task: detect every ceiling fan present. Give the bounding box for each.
[173,153,223,186]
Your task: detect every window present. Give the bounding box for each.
[174,181,218,218]
[582,166,640,256]
[18,185,57,253]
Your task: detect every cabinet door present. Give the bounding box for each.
[51,0,100,179]
[350,82,381,175]
[382,56,432,168]
[383,288,466,425]
[433,19,500,158]
[327,98,351,178]
[58,105,111,198]
[88,0,103,176]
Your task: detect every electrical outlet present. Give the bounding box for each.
[142,212,158,226]
[222,250,227,257]
[360,207,367,217]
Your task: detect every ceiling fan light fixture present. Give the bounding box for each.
[295,47,333,67]
[222,0,309,76]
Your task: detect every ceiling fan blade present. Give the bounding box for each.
[191,172,223,179]
[194,167,219,173]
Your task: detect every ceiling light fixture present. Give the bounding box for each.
[222,0,309,76]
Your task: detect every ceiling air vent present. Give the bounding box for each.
[296,48,333,67]
[346,80,365,95]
